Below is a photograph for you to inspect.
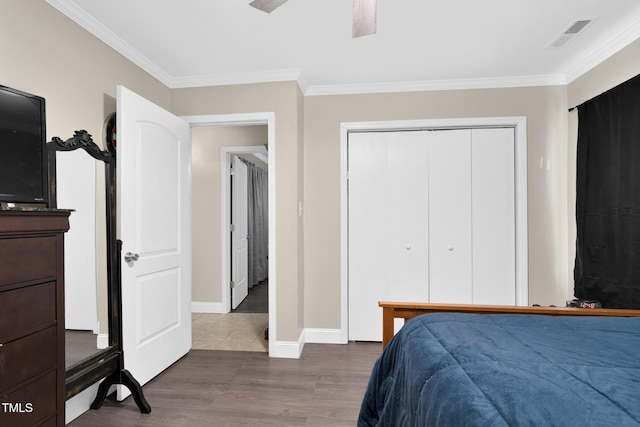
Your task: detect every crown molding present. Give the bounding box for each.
[169,69,303,89]
[48,0,304,90]
[303,74,567,96]
[45,0,639,95]
[46,0,174,87]
[564,16,640,83]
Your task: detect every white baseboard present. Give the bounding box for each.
[191,301,228,314]
[304,328,346,344]
[269,328,347,358]
[96,333,109,349]
[271,340,304,359]
[65,383,100,424]
[270,330,305,359]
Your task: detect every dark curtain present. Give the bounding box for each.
[574,73,640,308]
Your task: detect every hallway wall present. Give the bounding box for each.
[192,125,268,306]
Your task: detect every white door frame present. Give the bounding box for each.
[182,113,277,357]
[340,116,528,342]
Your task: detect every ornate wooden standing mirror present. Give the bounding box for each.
[47,116,150,413]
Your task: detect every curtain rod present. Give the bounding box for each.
[568,106,577,112]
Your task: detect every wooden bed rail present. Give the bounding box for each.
[379,301,640,349]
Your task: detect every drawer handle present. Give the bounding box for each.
[124,252,140,263]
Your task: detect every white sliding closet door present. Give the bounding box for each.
[348,131,429,342]
[428,129,473,303]
[471,128,515,304]
[347,127,517,342]
[428,128,516,304]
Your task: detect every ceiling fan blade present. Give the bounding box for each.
[249,0,289,14]
[353,0,376,38]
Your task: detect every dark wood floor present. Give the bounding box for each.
[69,342,382,426]
[66,330,99,368]
[233,279,268,313]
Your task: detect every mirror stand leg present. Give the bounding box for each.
[90,369,151,414]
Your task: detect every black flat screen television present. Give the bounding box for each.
[0,85,48,205]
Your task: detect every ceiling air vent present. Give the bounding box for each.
[547,18,594,48]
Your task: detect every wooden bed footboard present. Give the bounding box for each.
[379,301,640,349]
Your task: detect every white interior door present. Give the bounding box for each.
[231,155,249,309]
[348,131,429,341]
[117,85,192,397]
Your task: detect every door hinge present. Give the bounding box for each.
[230,280,235,289]
[230,224,235,232]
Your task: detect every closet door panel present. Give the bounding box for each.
[348,132,390,341]
[472,128,516,304]
[348,131,429,341]
[428,129,473,303]
[387,132,430,302]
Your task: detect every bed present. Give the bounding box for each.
[358,302,640,427]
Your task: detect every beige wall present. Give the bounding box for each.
[9,0,640,345]
[2,0,171,139]
[192,125,268,303]
[5,0,306,344]
[172,83,305,340]
[303,86,571,329]
[168,44,635,352]
[1,0,170,335]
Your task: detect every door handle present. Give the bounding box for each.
[124,252,140,263]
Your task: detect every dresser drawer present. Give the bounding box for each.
[0,282,56,343]
[0,327,57,392]
[0,236,57,287]
[0,371,57,427]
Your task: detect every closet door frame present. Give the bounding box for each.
[339,116,528,343]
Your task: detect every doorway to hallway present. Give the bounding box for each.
[190,121,271,353]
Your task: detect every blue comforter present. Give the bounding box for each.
[358,313,640,426]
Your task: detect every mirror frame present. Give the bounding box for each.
[47,128,121,399]
[50,123,150,413]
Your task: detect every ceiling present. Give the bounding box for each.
[47,0,640,95]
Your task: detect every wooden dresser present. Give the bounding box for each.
[0,209,70,427]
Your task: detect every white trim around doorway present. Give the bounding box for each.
[181,113,283,358]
